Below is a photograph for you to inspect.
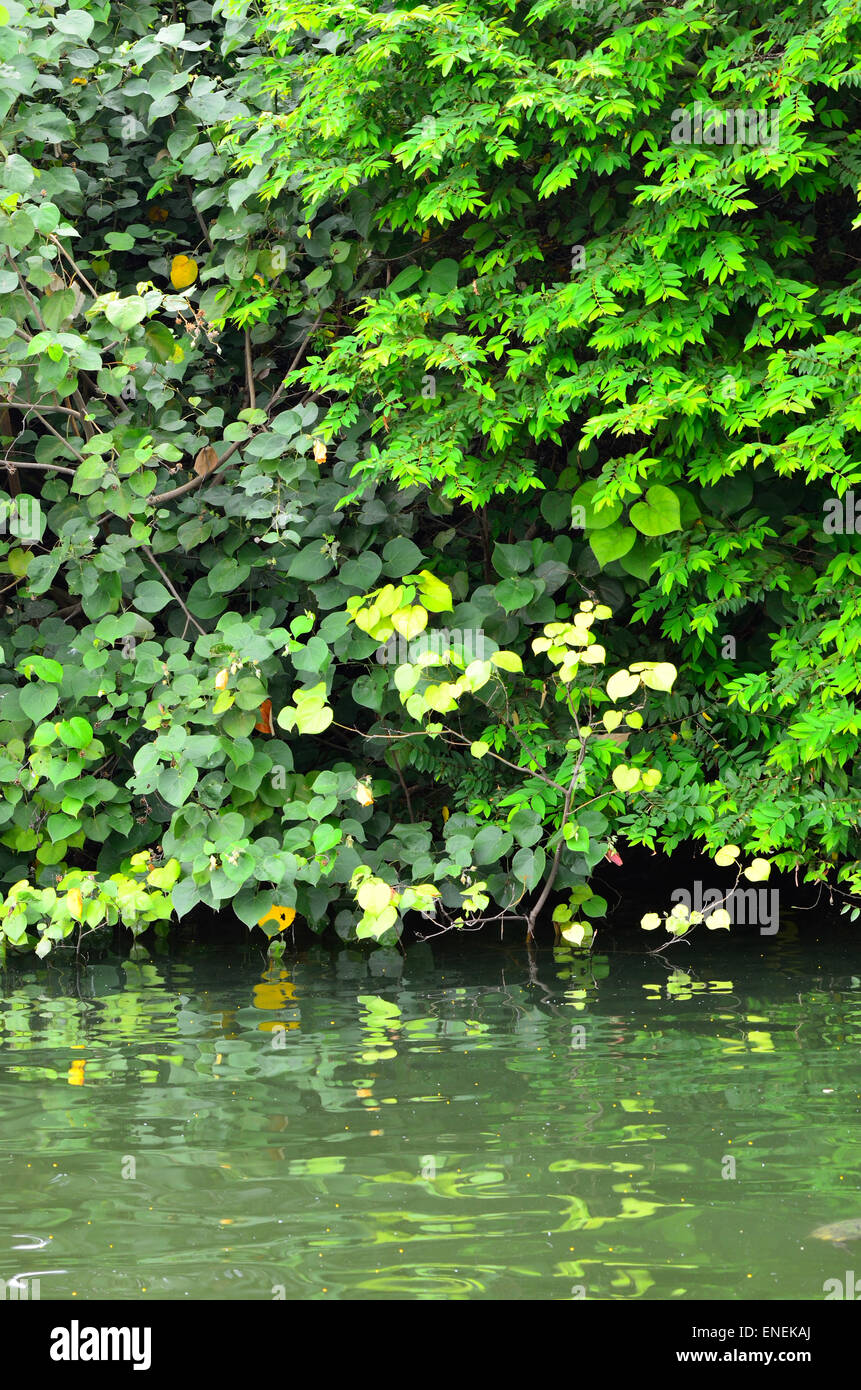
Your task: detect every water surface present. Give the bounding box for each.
[1,928,859,1300]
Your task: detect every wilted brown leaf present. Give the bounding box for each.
[194,445,218,477]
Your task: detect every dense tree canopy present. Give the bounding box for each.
[0,0,859,957]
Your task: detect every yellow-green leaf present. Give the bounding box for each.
[606,669,640,702]
[714,844,740,867]
[743,857,770,882]
[612,764,641,792]
[391,604,428,640]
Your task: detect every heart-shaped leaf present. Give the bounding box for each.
[357,879,392,914]
[743,857,771,882]
[612,764,641,792]
[20,683,58,723]
[494,577,537,613]
[606,669,640,702]
[629,485,682,537]
[394,664,420,695]
[159,764,198,807]
[57,716,93,749]
[590,523,636,567]
[641,662,677,692]
[104,296,148,332]
[490,650,523,673]
[706,907,732,930]
[571,480,623,530]
[714,844,740,867]
[561,921,588,946]
[170,254,199,290]
[392,604,428,640]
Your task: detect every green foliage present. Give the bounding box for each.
[0,0,860,953]
[233,0,861,910]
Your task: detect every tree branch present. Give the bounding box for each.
[148,378,291,505]
[1,457,76,476]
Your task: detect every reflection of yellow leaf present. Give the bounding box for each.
[67,1059,86,1086]
[170,253,198,289]
[257,904,296,931]
[67,889,83,920]
[253,979,297,1010]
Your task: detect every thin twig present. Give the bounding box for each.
[8,255,47,330]
[391,748,414,822]
[50,236,99,298]
[284,312,324,380]
[527,744,588,937]
[186,183,215,252]
[142,546,206,636]
[16,407,85,463]
[244,330,256,410]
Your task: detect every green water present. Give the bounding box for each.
[1,929,860,1301]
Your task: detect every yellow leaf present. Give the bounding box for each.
[170,254,198,290]
[313,439,327,464]
[355,780,374,806]
[391,605,427,640]
[257,905,297,931]
[67,888,83,920]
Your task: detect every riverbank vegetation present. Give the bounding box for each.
[0,0,859,958]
